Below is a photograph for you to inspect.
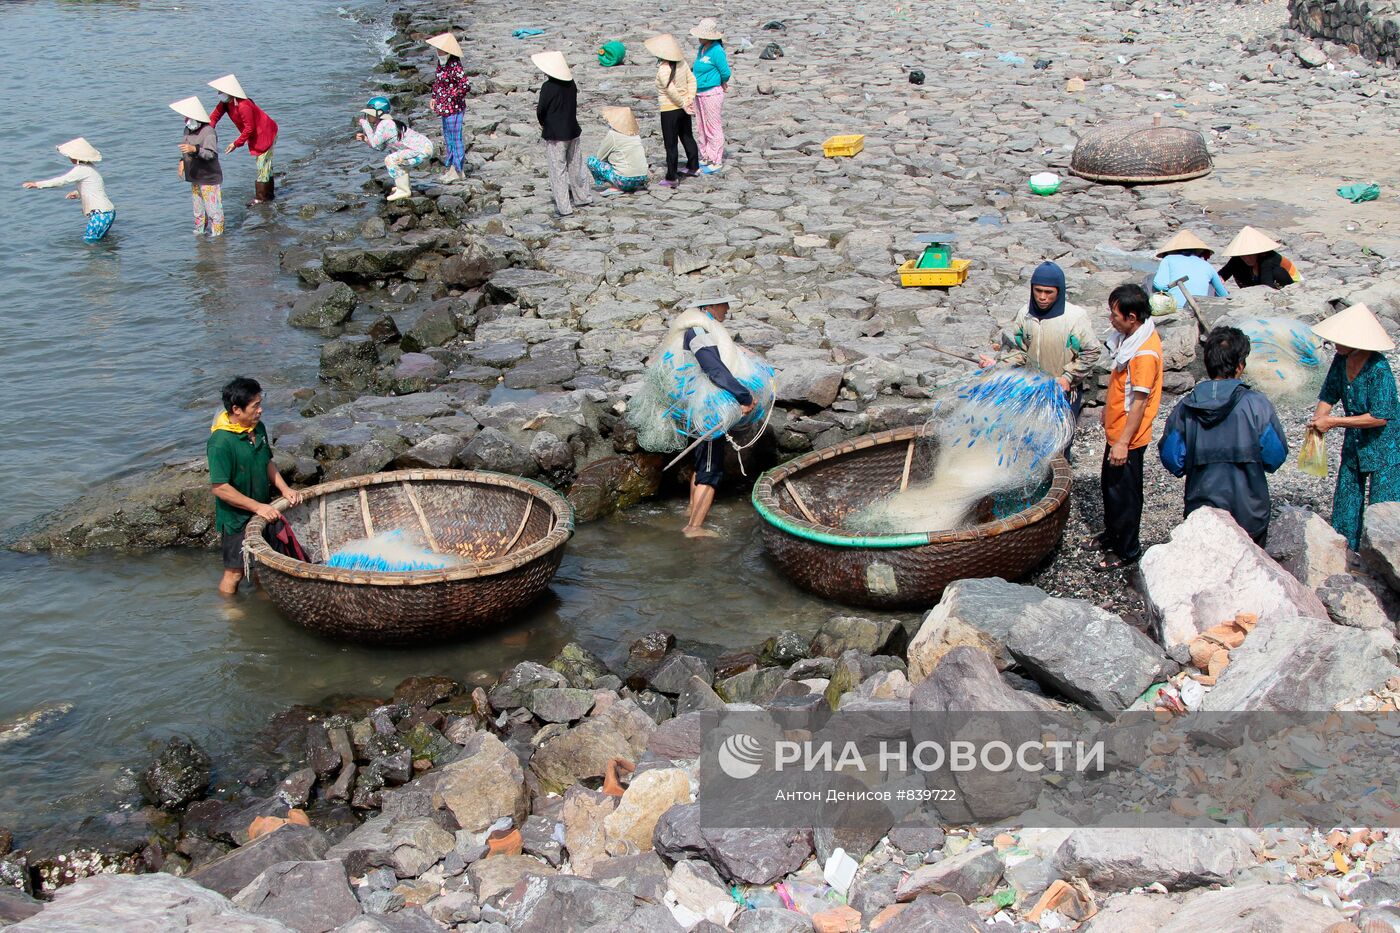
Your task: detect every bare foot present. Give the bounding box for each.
[682,526,719,538]
[221,604,246,622]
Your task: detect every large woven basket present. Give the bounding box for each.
[245,469,573,644]
[752,426,1070,609]
[1070,121,1212,184]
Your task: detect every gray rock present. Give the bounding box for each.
[714,667,786,705]
[887,824,946,855]
[1055,828,1255,893]
[584,850,671,902]
[895,846,1003,903]
[322,243,428,282]
[1156,883,1344,932]
[501,874,636,932]
[1267,505,1349,589]
[393,432,468,469]
[431,732,530,833]
[529,688,597,723]
[774,359,844,408]
[319,335,379,387]
[1080,892,1182,933]
[549,643,612,689]
[732,908,815,932]
[530,719,635,793]
[700,826,814,885]
[642,653,714,695]
[1319,573,1397,631]
[467,854,555,903]
[645,710,708,761]
[232,859,359,933]
[809,616,909,659]
[652,802,706,862]
[189,824,331,898]
[1005,596,1165,712]
[0,888,41,925]
[324,814,453,879]
[1364,501,1400,592]
[456,427,538,477]
[142,736,212,808]
[7,874,294,932]
[675,675,726,715]
[1200,610,1400,711]
[490,661,569,709]
[1140,507,1329,648]
[907,577,1043,681]
[400,303,459,353]
[390,353,447,394]
[289,282,358,329]
[520,815,564,868]
[874,893,982,932]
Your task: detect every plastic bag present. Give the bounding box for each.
[1298,428,1328,478]
[1337,183,1380,203]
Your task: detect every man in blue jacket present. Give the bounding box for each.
[1159,325,1289,543]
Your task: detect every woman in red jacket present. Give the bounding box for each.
[208,74,279,204]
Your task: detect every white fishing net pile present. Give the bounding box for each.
[844,368,1074,535]
[1234,316,1324,402]
[325,529,462,572]
[626,345,776,453]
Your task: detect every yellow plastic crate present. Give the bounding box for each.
[822,134,865,157]
[898,258,971,287]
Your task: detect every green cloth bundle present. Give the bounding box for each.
[1337,183,1380,203]
[598,41,625,67]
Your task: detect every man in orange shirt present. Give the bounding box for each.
[1097,284,1162,569]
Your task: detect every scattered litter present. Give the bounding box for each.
[597,41,625,67]
[1028,172,1060,196]
[997,52,1025,65]
[1337,183,1381,203]
[1034,58,1053,70]
[1156,91,1178,100]
[1209,81,1229,92]
[511,28,546,38]
[909,69,925,85]
[759,42,784,60]
[823,848,858,897]
[762,20,786,30]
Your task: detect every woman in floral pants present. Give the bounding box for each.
[357,97,434,202]
[171,96,224,236]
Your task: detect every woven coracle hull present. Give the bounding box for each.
[752,426,1070,609]
[245,469,573,644]
[1070,122,1212,184]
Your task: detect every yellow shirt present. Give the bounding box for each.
[656,61,697,113]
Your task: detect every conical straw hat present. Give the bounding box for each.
[1222,226,1281,257]
[56,137,101,163]
[645,33,686,62]
[686,295,739,309]
[426,32,463,58]
[208,74,247,99]
[600,105,639,136]
[690,18,724,41]
[1312,303,1396,353]
[169,96,211,123]
[1156,230,1213,258]
[531,50,573,81]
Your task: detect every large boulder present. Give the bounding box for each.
[431,732,530,832]
[894,847,1003,903]
[700,826,814,885]
[561,786,617,875]
[774,359,844,408]
[400,303,459,353]
[603,767,691,855]
[188,824,330,898]
[873,894,982,932]
[322,243,429,282]
[456,427,538,477]
[1140,507,1328,647]
[324,815,453,878]
[501,874,637,932]
[1266,505,1349,589]
[231,859,359,933]
[1053,829,1255,892]
[1363,502,1400,592]
[907,578,1042,681]
[1199,611,1399,711]
[467,854,555,903]
[288,282,357,329]
[530,719,635,793]
[7,874,293,931]
[1156,884,1344,932]
[809,616,909,659]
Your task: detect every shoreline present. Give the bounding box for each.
[4,0,1400,926]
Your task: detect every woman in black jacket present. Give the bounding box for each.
[531,51,592,216]
[1218,226,1298,289]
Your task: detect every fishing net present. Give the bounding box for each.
[626,345,776,453]
[1234,317,1324,402]
[325,530,463,572]
[845,368,1073,535]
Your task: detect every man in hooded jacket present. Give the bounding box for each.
[1159,325,1289,542]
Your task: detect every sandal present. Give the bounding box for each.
[1079,533,1108,553]
[1096,553,1137,571]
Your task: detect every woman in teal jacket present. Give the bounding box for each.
[690,18,730,173]
[1308,303,1400,548]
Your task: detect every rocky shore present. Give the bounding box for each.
[7,0,1400,928]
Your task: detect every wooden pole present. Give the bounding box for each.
[401,483,441,553]
[899,439,916,492]
[782,478,819,524]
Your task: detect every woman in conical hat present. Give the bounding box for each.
[1218,226,1299,290]
[208,74,280,205]
[689,18,731,173]
[587,106,649,195]
[426,33,470,183]
[646,34,699,188]
[532,51,592,216]
[172,96,225,237]
[1150,230,1228,310]
[23,138,116,243]
[1308,303,1399,548]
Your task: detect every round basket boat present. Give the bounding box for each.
[245,469,573,644]
[1069,121,1212,185]
[752,426,1071,610]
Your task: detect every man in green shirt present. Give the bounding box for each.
[208,377,301,595]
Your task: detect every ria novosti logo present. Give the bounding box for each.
[717,733,765,779]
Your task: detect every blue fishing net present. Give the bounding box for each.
[1235,316,1324,401]
[929,366,1075,474]
[325,530,459,572]
[628,346,776,453]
